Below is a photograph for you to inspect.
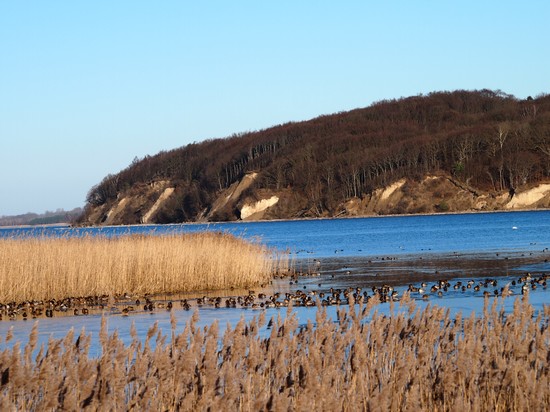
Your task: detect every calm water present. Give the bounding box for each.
[1,210,549,349]
[3,210,550,258]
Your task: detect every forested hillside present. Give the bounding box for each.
[80,90,550,225]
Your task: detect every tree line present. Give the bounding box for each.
[82,89,550,223]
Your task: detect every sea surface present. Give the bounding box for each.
[3,210,550,257]
[1,210,549,350]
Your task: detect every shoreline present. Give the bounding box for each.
[2,207,549,231]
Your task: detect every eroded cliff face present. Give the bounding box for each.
[81,173,550,226]
[82,181,177,226]
[339,176,550,216]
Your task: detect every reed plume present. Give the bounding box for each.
[0,293,548,410]
[0,232,289,303]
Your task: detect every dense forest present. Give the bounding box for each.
[80,90,550,224]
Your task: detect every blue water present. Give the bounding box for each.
[3,289,548,354]
[2,210,550,258]
[1,210,549,350]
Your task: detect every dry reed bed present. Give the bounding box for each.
[0,293,548,410]
[0,232,289,303]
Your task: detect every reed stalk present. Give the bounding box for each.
[0,294,548,410]
[0,232,288,302]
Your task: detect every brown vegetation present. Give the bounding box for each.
[0,232,288,303]
[80,90,550,224]
[0,293,548,410]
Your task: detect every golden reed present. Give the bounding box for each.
[0,293,548,410]
[0,232,289,303]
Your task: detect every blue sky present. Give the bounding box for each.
[1,1,548,216]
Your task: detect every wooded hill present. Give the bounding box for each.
[80,90,550,225]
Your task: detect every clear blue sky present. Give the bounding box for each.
[1,1,548,216]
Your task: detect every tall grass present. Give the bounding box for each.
[0,293,548,410]
[0,232,288,302]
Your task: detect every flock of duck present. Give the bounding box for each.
[0,272,548,321]
[406,273,548,300]
[0,295,106,321]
